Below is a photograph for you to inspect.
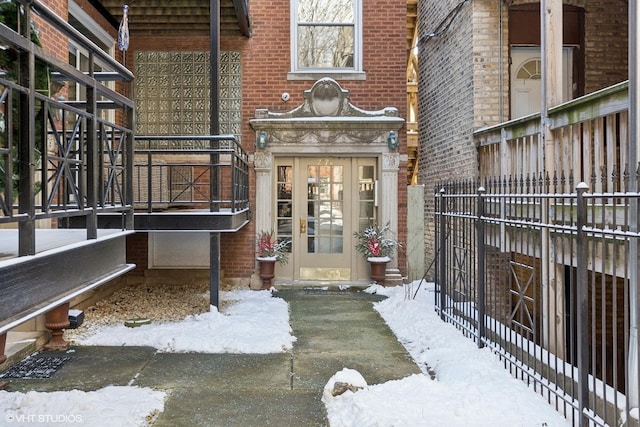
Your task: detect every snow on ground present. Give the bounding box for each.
[76,289,296,353]
[0,284,574,426]
[0,385,165,427]
[322,283,571,427]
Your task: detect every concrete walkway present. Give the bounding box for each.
[4,289,421,426]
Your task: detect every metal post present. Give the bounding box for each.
[208,0,221,310]
[86,60,98,240]
[627,0,640,412]
[18,5,35,256]
[575,182,590,426]
[210,0,220,213]
[210,232,220,308]
[125,108,134,230]
[477,186,486,348]
[147,150,152,212]
[439,188,447,320]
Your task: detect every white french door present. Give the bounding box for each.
[274,157,376,281]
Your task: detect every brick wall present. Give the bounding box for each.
[418,0,478,277]
[33,1,68,63]
[419,0,629,277]
[124,0,407,279]
[244,0,408,277]
[126,232,148,276]
[582,1,628,91]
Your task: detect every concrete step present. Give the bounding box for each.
[384,268,404,286]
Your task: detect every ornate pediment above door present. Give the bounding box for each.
[249,78,404,147]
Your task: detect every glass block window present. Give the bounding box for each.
[134,51,241,138]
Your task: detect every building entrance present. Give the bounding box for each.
[274,157,377,281]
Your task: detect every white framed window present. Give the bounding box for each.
[68,0,116,121]
[289,0,365,80]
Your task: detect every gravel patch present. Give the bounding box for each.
[66,282,236,344]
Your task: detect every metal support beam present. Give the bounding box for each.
[210,232,220,308]
[476,186,486,349]
[627,0,640,412]
[439,188,446,320]
[210,0,220,137]
[210,0,221,308]
[575,183,590,426]
[18,6,35,256]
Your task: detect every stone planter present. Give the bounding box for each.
[257,257,277,289]
[367,256,390,283]
[44,302,70,351]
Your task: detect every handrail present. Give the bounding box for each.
[474,81,630,190]
[132,135,249,213]
[0,0,135,254]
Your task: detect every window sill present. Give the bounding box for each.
[287,71,367,81]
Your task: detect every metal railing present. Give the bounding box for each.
[0,0,135,255]
[131,135,249,213]
[435,176,640,427]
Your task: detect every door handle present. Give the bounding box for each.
[300,218,307,234]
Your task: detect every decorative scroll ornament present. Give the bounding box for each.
[254,151,273,170]
[118,5,129,52]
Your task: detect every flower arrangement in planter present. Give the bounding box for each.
[354,222,400,261]
[256,230,290,289]
[256,230,290,264]
[353,222,400,283]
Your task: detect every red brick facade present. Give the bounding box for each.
[125,1,407,280]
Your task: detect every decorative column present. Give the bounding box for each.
[44,302,70,351]
[381,152,400,271]
[252,151,274,288]
[254,151,274,234]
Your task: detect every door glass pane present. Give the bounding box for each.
[276,165,293,252]
[358,165,375,231]
[307,164,343,254]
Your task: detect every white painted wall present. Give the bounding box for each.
[149,232,209,268]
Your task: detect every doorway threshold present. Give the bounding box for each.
[273,281,373,292]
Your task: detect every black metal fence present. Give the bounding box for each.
[435,175,640,427]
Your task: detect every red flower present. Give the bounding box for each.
[367,237,381,257]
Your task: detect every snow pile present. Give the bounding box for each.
[77,289,296,353]
[322,368,368,403]
[0,386,165,427]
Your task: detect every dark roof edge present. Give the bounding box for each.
[87,0,119,29]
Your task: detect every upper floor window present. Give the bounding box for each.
[290,0,364,80]
[68,1,116,121]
